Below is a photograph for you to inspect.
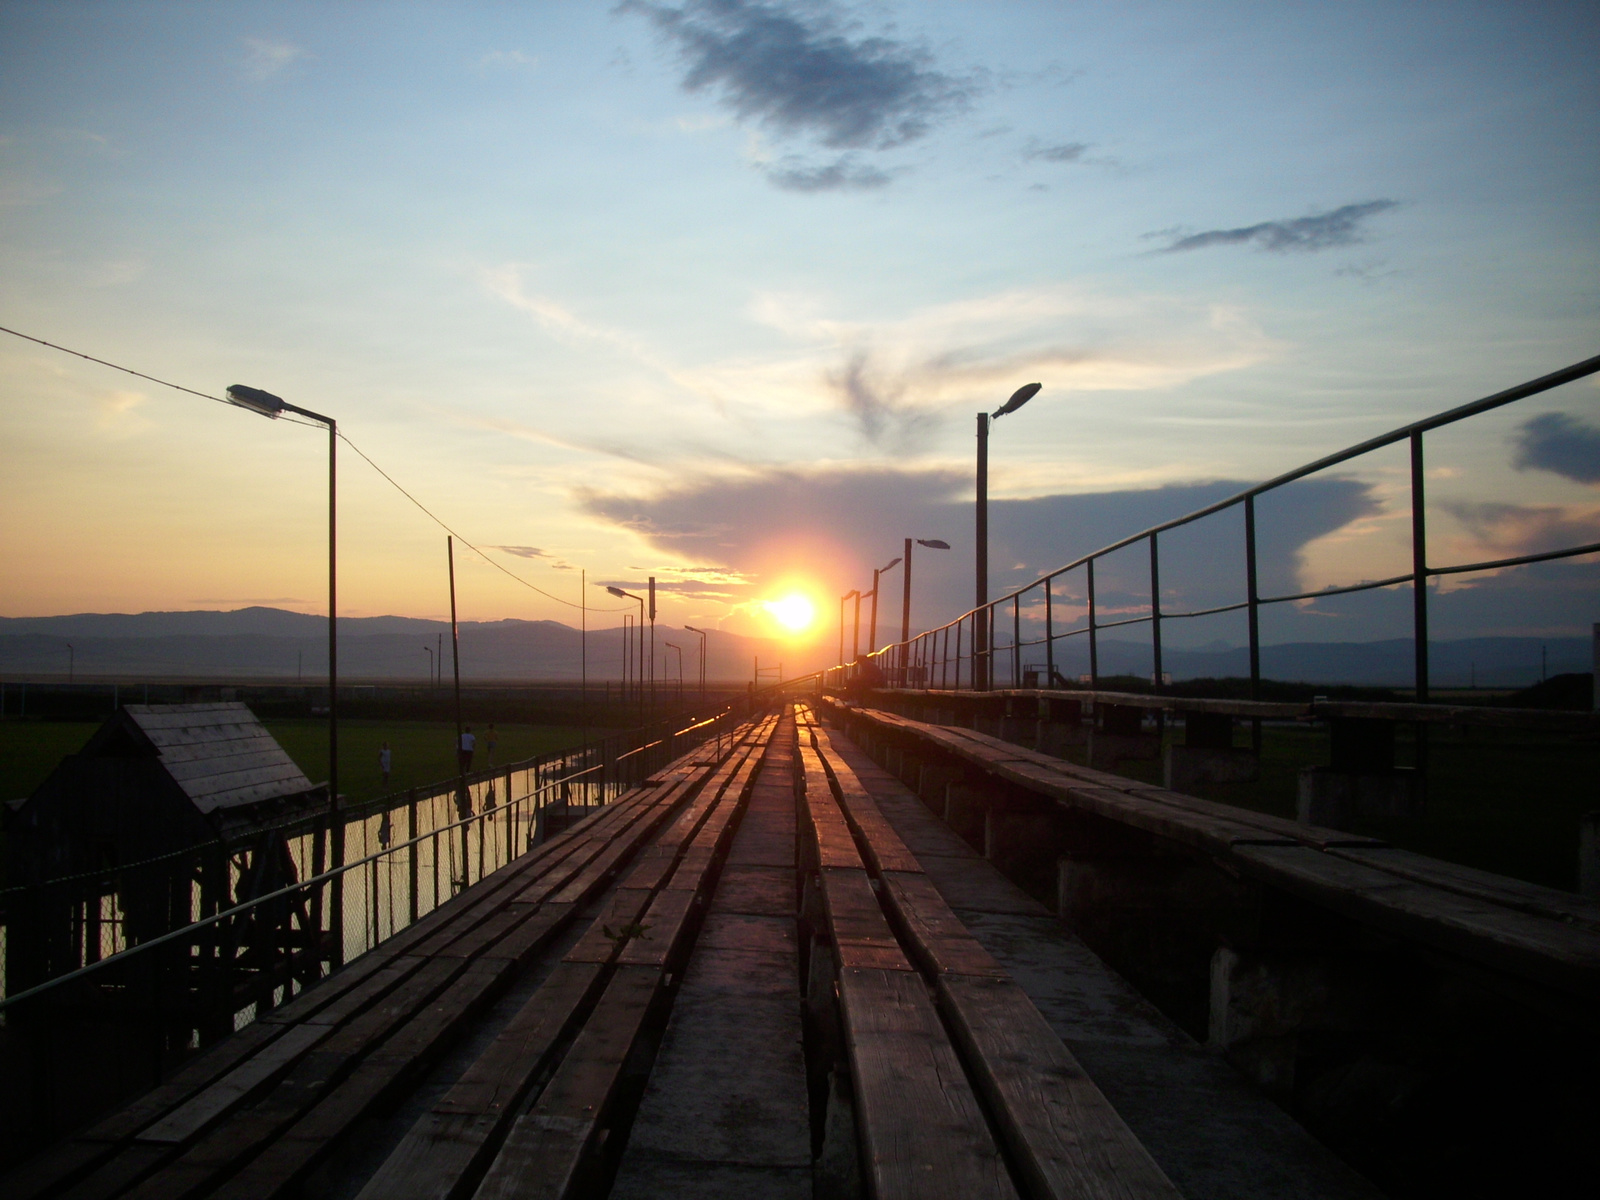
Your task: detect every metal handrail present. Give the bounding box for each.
[830,354,1600,702]
[0,705,742,1012]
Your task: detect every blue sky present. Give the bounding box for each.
[1,0,1595,649]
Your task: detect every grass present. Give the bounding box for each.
[1047,723,1598,892]
[0,718,588,806]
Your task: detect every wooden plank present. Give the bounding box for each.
[564,889,657,964]
[820,867,898,949]
[1325,846,1600,932]
[474,964,665,1200]
[837,966,1019,1200]
[813,729,924,873]
[617,887,698,969]
[1230,844,1600,1000]
[206,956,515,1200]
[137,1023,332,1145]
[939,974,1183,1200]
[879,871,1007,979]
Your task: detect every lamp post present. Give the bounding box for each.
[665,641,683,702]
[867,556,902,655]
[838,590,859,671]
[605,586,646,729]
[684,625,708,701]
[423,645,433,687]
[66,642,73,684]
[225,383,342,962]
[976,382,1042,689]
[902,538,950,680]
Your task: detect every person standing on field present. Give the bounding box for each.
[458,725,476,774]
[379,741,392,788]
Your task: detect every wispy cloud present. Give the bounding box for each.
[623,0,973,161]
[1151,200,1399,254]
[494,545,553,559]
[95,390,151,437]
[765,153,893,191]
[1512,412,1600,485]
[242,37,304,82]
[1023,141,1087,163]
[477,49,538,70]
[749,284,1277,443]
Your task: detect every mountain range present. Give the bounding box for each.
[0,608,1591,687]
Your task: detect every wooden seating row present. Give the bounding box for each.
[3,718,774,1200]
[830,702,1600,1009]
[796,708,1181,1200]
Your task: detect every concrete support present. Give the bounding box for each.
[1088,703,1161,770]
[916,763,957,814]
[944,782,987,849]
[1165,710,1258,792]
[1580,810,1600,898]
[1208,946,1390,1104]
[1297,717,1422,829]
[984,807,1061,896]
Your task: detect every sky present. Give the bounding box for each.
[1,0,1597,658]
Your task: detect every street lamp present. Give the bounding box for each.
[976,382,1042,688]
[684,625,708,701]
[867,556,902,655]
[66,642,73,685]
[838,589,860,673]
[604,585,646,727]
[423,644,433,687]
[665,641,684,702]
[225,382,343,960]
[901,538,950,680]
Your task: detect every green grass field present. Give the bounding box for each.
[0,719,588,806]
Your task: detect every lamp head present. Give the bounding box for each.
[226,384,286,419]
[991,382,1042,420]
[916,538,951,550]
[880,556,902,572]
[605,586,627,599]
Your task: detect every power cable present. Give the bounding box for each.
[0,322,625,612]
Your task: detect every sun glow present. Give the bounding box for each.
[764,592,816,634]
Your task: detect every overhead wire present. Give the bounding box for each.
[0,323,626,612]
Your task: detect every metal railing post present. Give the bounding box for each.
[1087,558,1099,688]
[1245,495,1262,755]
[1150,532,1163,692]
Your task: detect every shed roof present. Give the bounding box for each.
[116,703,316,814]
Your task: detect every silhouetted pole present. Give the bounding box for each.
[976,383,1043,691]
[868,555,901,655]
[224,383,341,958]
[685,625,708,701]
[975,412,989,689]
[449,537,468,889]
[648,576,656,719]
[903,538,949,679]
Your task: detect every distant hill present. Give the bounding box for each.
[0,608,1589,687]
[0,608,829,682]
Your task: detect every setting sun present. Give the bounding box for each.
[764,593,817,634]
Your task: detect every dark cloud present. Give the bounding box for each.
[623,0,971,150]
[765,154,892,191]
[826,349,940,446]
[1153,200,1399,254]
[1024,141,1087,163]
[578,466,1389,643]
[1512,412,1600,484]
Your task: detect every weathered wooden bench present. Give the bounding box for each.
[2,716,777,1200]
[797,711,1182,1200]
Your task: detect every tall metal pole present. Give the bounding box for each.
[975,413,989,689]
[901,537,913,669]
[580,569,587,750]
[868,571,880,654]
[326,420,341,961]
[648,577,656,719]
[852,591,861,662]
[448,536,468,892]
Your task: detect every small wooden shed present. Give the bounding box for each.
[6,703,325,989]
